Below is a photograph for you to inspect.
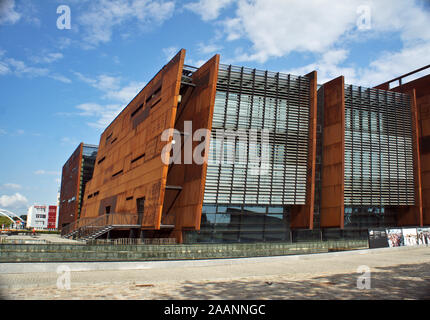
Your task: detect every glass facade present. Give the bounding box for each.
[188,64,312,243]
[185,204,291,243]
[204,64,311,206]
[344,85,415,206]
[78,145,98,218]
[184,68,418,244]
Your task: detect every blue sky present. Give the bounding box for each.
[0,0,429,215]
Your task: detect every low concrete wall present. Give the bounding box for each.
[0,240,369,263]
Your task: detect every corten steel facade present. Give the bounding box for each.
[70,49,426,243]
[79,49,220,242]
[375,65,430,227]
[315,76,422,240]
[77,49,317,243]
[58,143,98,229]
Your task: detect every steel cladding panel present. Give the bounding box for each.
[320,76,345,228]
[161,55,220,236]
[80,49,186,229]
[386,75,430,226]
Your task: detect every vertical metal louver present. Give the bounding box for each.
[203,64,311,206]
[344,85,415,206]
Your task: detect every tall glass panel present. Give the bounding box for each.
[344,85,415,206]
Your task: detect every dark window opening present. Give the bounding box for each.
[131,104,144,118]
[97,156,106,165]
[126,196,134,201]
[112,170,123,178]
[105,206,111,214]
[106,132,113,142]
[146,86,162,104]
[111,137,117,144]
[150,98,162,109]
[137,197,145,225]
[131,153,145,164]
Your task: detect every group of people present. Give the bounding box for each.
[387,228,430,247]
[387,231,404,247]
[417,230,430,245]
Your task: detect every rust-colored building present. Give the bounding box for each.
[61,49,429,243]
[58,143,98,229]
[375,65,430,227]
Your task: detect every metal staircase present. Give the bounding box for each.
[61,213,139,241]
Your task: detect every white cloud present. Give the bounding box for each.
[105,81,146,103]
[74,72,145,102]
[198,42,222,55]
[75,102,123,129]
[49,73,72,84]
[0,61,10,75]
[34,170,60,176]
[78,0,175,48]
[57,37,72,50]
[0,52,71,83]
[74,72,121,91]
[285,42,430,87]
[0,193,27,208]
[185,0,235,21]
[356,42,430,87]
[72,71,146,128]
[3,183,21,190]
[31,52,64,64]
[185,58,209,68]
[285,49,357,84]
[5,58,49,77]
[0,0,21,25]
[223,0,359,62]
[60,137,79,146]
[162,46,179,62]
[219,0,430,63]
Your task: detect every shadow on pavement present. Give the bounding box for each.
[153,262,430,300]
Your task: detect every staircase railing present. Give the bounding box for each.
[61,213,138,239]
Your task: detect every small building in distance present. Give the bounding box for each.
[58,143,98,230]
[27,205,58,230]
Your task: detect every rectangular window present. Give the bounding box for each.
[112,170,123,178]
[146,85,162,104]
[106,132,113,142]
[150,98,162,109]
[131,104,144,117]
[136,197,145,225]
[131,153,145,164]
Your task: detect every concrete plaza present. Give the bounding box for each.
[1,246,430,300]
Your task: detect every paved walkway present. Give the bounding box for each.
[1,233,83,244]
[1,246,430,300]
